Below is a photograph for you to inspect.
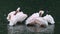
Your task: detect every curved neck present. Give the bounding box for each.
[39,13,42,17]
[14,11,19,15]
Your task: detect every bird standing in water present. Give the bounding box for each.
[25,10,45,26]
[7,7,28,26]
[25,10,55,27]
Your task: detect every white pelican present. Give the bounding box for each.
[25,10,55,27]
[25,10,45,26]
[7,7,28,26]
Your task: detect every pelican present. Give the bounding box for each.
[25,10,55,27]
[25,10,45,26]
[7,7,28,26]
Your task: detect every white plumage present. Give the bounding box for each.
[35,17,48,27]
[35,14,55,27]
[7,7,28,26]
[25,10,55,27]
[43,14,55,24]
[7,11,15,21]
[25,10,44,25]
[25,13,39,25]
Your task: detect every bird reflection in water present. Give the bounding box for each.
[8,25,55,34]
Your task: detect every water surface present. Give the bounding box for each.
[8,25,54,34]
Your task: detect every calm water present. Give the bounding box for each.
[0,0,60,34]
[8,25,54,34]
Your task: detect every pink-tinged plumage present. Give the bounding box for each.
[25,10,55,27]
[7,7,28,26]
[25,10,45,26]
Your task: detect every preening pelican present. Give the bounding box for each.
[25,10,45,26]
[7,7,28,26]
[25,10,55,27]
[7,7,22,21]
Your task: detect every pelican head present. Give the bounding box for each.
[39,10,44,16]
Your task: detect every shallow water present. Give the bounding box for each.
[8,25,54,34]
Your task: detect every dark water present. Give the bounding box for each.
[0,0,60,34]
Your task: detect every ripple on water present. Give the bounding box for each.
[8,25,55,34]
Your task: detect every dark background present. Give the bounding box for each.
[0,0,60,34]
